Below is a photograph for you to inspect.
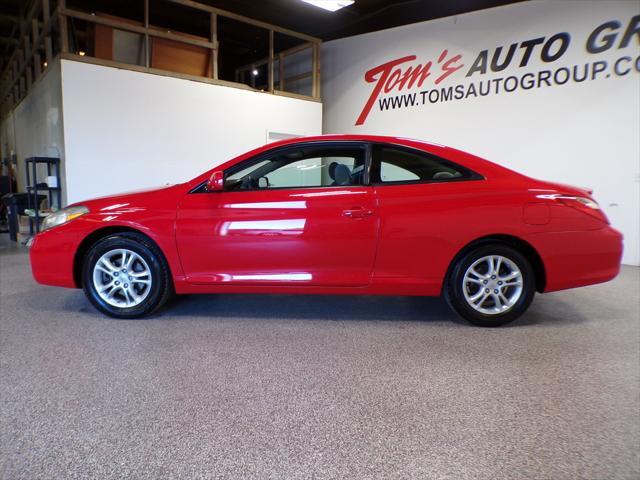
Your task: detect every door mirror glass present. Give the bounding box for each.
[206,171,225,191]
[258,176,270,189]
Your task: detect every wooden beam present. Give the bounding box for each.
[0,12,56,100]
[42,0,50,23]
[44,36,52,62]
[268,30,274,93]
[315,42,321,99]
[58,0,69,53]
[42,0,51,62]
[33,52,41,77]
[0,0,42,92]
[26,65,32,89]
[58,51,312,99]
[0,0,324,115]
[0,14,19,23]
[23,34,30,63]
[32,18,39,39]
[312,42,319,99]
[273,88,321,103]
[236,41,312,74]
[16,47,23,70]
[144,0,150,68]
[210,12,217,79]
[62,8,146,34]
[164,0,320,43]
[278,52,284,91]
[62,8,216,49]
[151,27,215,50]
[280,71,312,84]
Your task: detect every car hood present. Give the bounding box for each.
[70,184,184,213]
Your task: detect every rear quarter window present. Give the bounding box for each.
[372,145,479,184]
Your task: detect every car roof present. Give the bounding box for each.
[265,134,444,150]
[253,135,517,177]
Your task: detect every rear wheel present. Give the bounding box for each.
[82,232,173,318]
[445,244,535,327]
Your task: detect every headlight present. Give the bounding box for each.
[41,206,89,231]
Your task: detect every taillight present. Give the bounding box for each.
[556,195,609,223]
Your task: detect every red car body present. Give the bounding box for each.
[30,135,623,300]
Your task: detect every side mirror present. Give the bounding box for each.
[206,171,224,191]
[258,176,269,189]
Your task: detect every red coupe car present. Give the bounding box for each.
[29,135,623,326]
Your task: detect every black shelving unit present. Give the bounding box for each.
[25,157,62,234]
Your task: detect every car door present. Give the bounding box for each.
[369,143,486,292]
[175,142,379,287]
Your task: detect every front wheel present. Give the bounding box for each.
[445,244,536,327]
[82,232,173,318]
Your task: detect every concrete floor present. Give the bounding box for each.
[1,235,639,479]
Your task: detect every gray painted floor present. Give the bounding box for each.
[1,235,639,480]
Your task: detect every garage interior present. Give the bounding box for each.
[1,0,639,478]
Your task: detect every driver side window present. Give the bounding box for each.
[225,145,365,190]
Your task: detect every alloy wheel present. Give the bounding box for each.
[462,255,523,315]
[92,248,152,308]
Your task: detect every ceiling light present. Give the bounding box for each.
[300,1,354,12]
[252,69,259,76]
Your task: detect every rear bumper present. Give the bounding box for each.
[524,226,623,293]
[29,225,80,288]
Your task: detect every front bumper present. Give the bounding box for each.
[29,224,82,288]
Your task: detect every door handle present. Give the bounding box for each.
[342,207,373,219]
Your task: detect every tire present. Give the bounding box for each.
[82,232,173,318]
[445,244,535,327]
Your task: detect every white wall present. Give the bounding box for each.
[322,0,640,265]
[60,59,322,204]
[1,59,66,205]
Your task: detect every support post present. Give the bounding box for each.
[268,30,274,93]
[42,0,51,61]
[26,65,32,90]
[144,0,150,68]
[23,35,31,89]
[315,42,321,99]
[34,53,41,77]
[31,18,39,46]
[311,42,318,98]
[44,37,52,62]
[58,0,68,53]
[210,12,217,79]
[279,52,284,91]
[42,0,50,23]
[32,18,41,78]
[23,35,30,63]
